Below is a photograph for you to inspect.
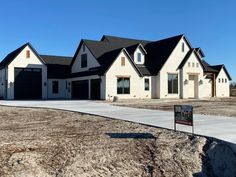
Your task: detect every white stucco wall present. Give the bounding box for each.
[47,79,70,99]
[158,37,190,98]
[7,46,47,99]
[201,77,212,98]
[133,46,145,64]
[105,50,151,100]
[71,44,100,73]
[216,68,230,97]
[0,69,6,98]
[181,52,205,98]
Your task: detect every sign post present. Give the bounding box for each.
[174,105,194,134]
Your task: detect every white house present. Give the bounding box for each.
[0,34,232,100]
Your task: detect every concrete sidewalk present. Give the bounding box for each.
[1,100,236,145]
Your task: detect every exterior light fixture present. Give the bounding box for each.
[199,80,203,85]
[184,79,188,85]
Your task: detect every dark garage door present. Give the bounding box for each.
[72,80,89,99]
[14,68,42,99]
[90,79,101,100]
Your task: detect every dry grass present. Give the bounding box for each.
[0,106,235,177]
[112,97,236,117]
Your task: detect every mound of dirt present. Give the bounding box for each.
[0,106,235,177]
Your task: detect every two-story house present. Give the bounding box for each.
[0,34,231,100]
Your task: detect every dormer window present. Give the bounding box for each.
[137,53,142,62]
[182,43,185,52]
[26,50,30,58]
[81,54,87,68]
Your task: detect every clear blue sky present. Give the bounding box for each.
[0,0,235,81]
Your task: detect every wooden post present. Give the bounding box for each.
[213,74,216,97]
[212,73,216,97]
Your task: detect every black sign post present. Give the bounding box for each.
[174,105,194,134]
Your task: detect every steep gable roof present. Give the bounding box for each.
[0,43,45,69]
[97,48,143,76]
[71,34,195,76]
[144,34,184,74]
[201,60,219,73]
[126,43,147,55]
[211,64,232,80]
[178,49,204,70]
[101,35,150,46]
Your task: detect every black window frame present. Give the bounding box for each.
[81,54,87,68]
[144,78,150,91]
[168,74,178,94]
[117,77,130,94]
[52,81,59,94]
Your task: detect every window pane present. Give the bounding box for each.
[81,54,87,68]
[117,78,130,94]
[117,78,123,94]
[145,79,149,91]
[168,74,178,94]
[173,76,178,93]
[123,78,130,94]
[137,53,141,62]
[52,81,59,94]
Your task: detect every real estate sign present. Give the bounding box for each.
[174,105,193,126]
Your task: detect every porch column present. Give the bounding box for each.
[88,79,91,99]
[212,73,216,97]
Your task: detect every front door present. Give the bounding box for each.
[188,75,195,98]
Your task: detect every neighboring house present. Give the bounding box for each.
[0,34,232,100]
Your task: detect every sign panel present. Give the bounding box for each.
[174,105,193,126]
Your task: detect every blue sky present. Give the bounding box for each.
[0,0,235,81]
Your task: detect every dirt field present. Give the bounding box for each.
[0,106,236,177]
[112,97,236,117]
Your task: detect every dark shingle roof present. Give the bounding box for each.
[97,48,143,76]
[136,65,151,76]
[39,55,72,79]
[211,64,232,80]
[101,35,151,46]
[178,49,194,69]
[201,60,218,73]
[0,43,33,68]
[178,49,205,70]
[40,55,72,65]
[144,34,184,74]
[71,34,185,76]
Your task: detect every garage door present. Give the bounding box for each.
[14,68,42,99]
[72,80,89,99]
[90,79,101,100]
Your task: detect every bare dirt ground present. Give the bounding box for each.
[111,97,236,117]
[0,106,236,177]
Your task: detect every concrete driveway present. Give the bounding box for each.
[1,100,236,145]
